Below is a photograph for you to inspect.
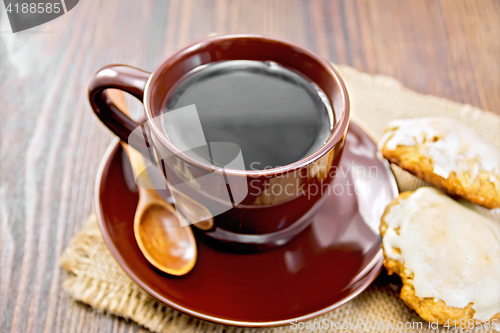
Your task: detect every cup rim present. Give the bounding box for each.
[143,34,350,177]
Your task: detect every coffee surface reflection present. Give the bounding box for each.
[162,60,333,170]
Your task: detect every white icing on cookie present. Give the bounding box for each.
[383,187,500,321]
[380,117,500,181]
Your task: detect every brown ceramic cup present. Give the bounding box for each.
[89,34,350,250]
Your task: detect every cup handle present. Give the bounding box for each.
[88,65,151,155]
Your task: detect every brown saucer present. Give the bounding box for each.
[95,122,398,327]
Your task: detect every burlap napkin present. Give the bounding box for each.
[60,65,500,333]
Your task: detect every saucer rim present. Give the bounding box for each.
[95,123,398,327]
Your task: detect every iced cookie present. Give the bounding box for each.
[380,117,500,208]
[380,187,500,324]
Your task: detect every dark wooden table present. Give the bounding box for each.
[1,1,499,332]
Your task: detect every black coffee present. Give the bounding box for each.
[162,60,333,170]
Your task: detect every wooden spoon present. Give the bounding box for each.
[108,89,197,276]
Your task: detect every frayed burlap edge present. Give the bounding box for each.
[61,216,261,333]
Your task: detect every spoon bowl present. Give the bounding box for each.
[134,194,197,275]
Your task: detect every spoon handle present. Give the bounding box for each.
[106,89,214,230]
[105,89,156,189]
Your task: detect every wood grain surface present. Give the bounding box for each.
[1,1,499,332]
